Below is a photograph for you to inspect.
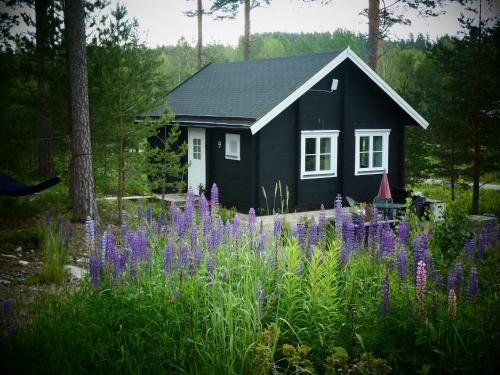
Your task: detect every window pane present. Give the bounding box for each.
[320,154,331,171]
[373,151,383,167]
[373,136,383,152]
[320,137,331,153]
[359,152,369,168]
[305,138,316,154]
[305,155,316,172]
[360,136,370,152]
[230,139,237,154]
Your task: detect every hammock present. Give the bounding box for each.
[0,173,61,197]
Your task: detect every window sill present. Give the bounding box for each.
[301,173,337,180]
[355,169,385,176]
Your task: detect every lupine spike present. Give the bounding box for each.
[380,275,390,318]
[211,183,219,218]
[466,265,479,304]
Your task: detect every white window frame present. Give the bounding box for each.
[300,130,340,179]
[225,133,241,161]
[354,129,390,176]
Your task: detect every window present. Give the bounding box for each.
[354,129,390,175]
[225,133,240,160]
[300,130,339,179]
[192,138,201,160]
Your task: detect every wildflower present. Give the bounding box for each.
[397,219,410,248]
[256,280,265,319]
[199,193,209,220]
[335,195,344,243]
[248,208,257,233]
[187,186,195,206]
[447,270,456,295]
[258,222,266,257]
[397,250,407,280]
[273,214,281,239]
[416,260,427,310]
[466,265,479,304]
[184,199,194,229]
[179,243,189,270]
[203,212,212,239]
[477,234,487,261]
[335,194,343,217]
[318,204,326,241]
[464,240,474,262]
[296,223,306,250]
[308,221,318,251]
[193,246,203,275]
[211,183,219,217]
[3,298,13,315]
[232,215,241,241]
[144,204,152,224]
[89,254,102,289]
[341,220,354,263]
[380,223,394,258]
[130,234,141,281]
[84,216,96,250]
[164,241,175,274]
[447,289,457,319]
[206,257,215,279]
[453,261,463,292]
[380,275,390,318]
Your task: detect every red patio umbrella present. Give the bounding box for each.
[377,169,392,200]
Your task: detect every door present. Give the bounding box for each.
[188,127,206,195]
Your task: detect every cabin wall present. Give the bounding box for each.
[258,106,297,213]
[295,68,344,209]
[341,61,408,203]
[207,128,255,210]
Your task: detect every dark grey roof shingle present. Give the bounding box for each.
[142,51,341,122]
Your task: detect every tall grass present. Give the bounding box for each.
[38,214,69,284]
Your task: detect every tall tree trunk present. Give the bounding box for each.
[243,0,250,60]
[367,0,380,71]
[197,0,203,70]
[471,0,483,214]
[35,0,54,177]
[118,96,124,224]
[65,0,98,222]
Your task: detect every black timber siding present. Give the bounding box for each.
[296,69,344,209]
[341,61,411,203]
[258,106,296,213]
[207,128,255,211]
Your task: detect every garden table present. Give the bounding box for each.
[373,202,406,219]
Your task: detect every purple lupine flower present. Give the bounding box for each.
[211,183,219,217]
[335,194,343,216]
[309,222,318,251]
[199,193,209,219]
[447,270,456,295]
[477,234,487,261]
[380,275,390,318]
[121,221,130,244]
[184,200,194,230]
[190,225,199,252]
[296,223,306,250]
[416,260,427,307]
[379,223,394,259]
[179,243,189,270]
[397,250,408,280]
[64,220,70,250]
[193,246,203,275]
[434,272,444,293]
[187,186,195,206]
[3,298,13,315]
[213,219,224,247]
[232,215,241,241]
[448,289,457,319]
[466,265,479,304]
[119,250,129,271]
[291,225,299,239]
[318,204,326,241]
[104,228,116,264]
[84,216,96,250]
[203,212,212,240]
[464,240,474,262]
[206,257,215,280]
[144,204,152,224]
[256,280,265,319]
[453,261,463,292]
[258,222,266,257]
[397,219,410,248]
[273,214,281,239]
[176,212,187,239]
[130,234,141,281]
[164,241,175,274]
[335,195,344,243]
[43,210,50,226]
[341,220,354,263]
[89,254,102,289]
[248,208,257,234]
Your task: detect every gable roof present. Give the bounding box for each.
[142,47,428,133]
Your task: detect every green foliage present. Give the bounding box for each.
[325,348,392,375]
[219,205,237,222]
[254,323,280,374]
[38,216,69,284]
[145,110,188,200]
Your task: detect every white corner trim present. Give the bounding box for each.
[345,49,429,129]
[249,47,429,135]
[250,49,349,135]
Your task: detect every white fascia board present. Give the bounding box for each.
[250,49,349,135]
[345,48,429,129]
[250,47,429,135]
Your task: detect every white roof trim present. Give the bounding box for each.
[250,47,428,135]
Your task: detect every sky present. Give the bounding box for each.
[112,0,499,47]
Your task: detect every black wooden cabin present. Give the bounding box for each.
[139,48,428,212]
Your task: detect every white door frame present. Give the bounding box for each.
[188,127,206,195]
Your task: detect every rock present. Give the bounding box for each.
[15,246,22,253]
[64,265,88,280]
[19,260,29,266]
[0,279,11,285]
[2,254,17,259]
